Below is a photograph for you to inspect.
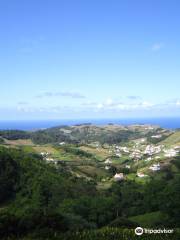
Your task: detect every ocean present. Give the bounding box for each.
[0,118,179,131]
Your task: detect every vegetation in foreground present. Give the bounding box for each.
[0,124,180,239]
[5,228,180,240]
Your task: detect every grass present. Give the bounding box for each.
[126,173,150,184]
[96,181,112,190]
[5,227,180,240]
[161,131,180,146]
[4,139,34,146]
[134,176,150,184]
[32,145,59,154]
[129,211,168,227]
[77,165,109,178]
[111,156,129,165]
[126,173,136,181]
[79,146,110,160]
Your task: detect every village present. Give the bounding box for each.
[106,139,180,181]
[39,136,180,183]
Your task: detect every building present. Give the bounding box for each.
[125,165,131,169]
[114,173,124,181]
[115,153,122,157]
[151,134,162,139]
[120,146,130,153]
[105,166,110,170]
[137,172,146,178]
[45,158,58,165]
[149,163,161,171]
[105,159,112,164]
[164,149,178,157]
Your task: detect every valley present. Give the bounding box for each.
[1,124,179,187]
[0,123,180,239]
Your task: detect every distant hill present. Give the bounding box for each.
[0,124,173,145]
[30,124,171,145]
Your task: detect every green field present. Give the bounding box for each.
[6,228,180,240]
[129,211,168,227]
[161,131,180,146]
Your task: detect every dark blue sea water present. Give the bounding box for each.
[0,118,179,131]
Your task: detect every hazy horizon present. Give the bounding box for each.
[0,116,179,131]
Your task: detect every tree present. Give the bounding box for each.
[0,149,19,203]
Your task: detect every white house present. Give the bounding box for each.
[45,158,58,165]
[120,147,130,153]
[114,173,124,181]
[105,166,110,170]
[151,134,162,139]
[149,163,161,171]
[144,145,162,155]
[40,152,49,157]
[137,172,146,178]
[164,149,178,157]
[105,159,112,164]
[174,146,180,150]
[115,153,122,157]
[130,149,142,159]
[125,165,131,169]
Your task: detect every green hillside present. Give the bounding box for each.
[0,125,180,239]
[161,131,180,146]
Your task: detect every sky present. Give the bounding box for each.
[0,0,180,120]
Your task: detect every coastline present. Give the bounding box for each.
[0,117,179,131]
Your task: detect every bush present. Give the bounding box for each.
[108,217,137,228]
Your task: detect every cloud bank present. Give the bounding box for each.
[36,91,86,99]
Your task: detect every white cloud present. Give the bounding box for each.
[16,97,180,116]
[36,91,86,99]
[92,99,154,111]
[17,101,28,105]
[97,103,104,109]
[176,100,180,106]
[127,95,141,100]
[105,98,113,106]
[140,101,154,108]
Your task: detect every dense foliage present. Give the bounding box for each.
[0,125,171,145]
[31,126,146,144]
[0,130,30,140]
[0,147,180,239]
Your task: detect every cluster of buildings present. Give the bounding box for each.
[113,173,124,181]
[164,147,180,157]
[40,152,49,157]
[137,172,147,178]
[40,152,58,164]
[110,144,130,157]
[130,149,142,160]
[149,163,161,171]
[111,142,179,162]
[105,139,179,179]
[105,158,112,164]
[144,145,163,156]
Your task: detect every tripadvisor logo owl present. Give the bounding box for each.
[135,227,144,235]
[135,227,174,235]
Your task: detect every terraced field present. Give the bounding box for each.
[161,131,180,146]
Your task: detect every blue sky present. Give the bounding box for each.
[0,0,180,120]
